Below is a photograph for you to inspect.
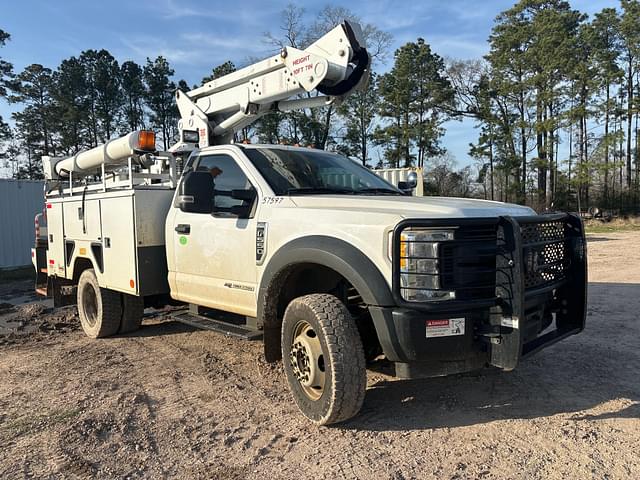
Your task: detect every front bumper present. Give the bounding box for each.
[371,214,587,378]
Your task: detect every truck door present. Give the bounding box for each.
[171,152,260,317]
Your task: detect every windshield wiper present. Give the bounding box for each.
[353,187,403,195]
[286,187,355,195]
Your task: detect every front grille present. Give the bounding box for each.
[439,220,571,298]
[392,214,577,309]
[520,220,570,290]
[440,224,497,301]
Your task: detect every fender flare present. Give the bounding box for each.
[258,236,394,362]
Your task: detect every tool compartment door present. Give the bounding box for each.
[99,195,138,295]
[134,188,173,296]
[46,201,67,277]
[61,198,102,240]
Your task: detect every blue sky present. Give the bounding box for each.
[0,0,617,167]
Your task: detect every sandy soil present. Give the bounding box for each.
[0,232,638,479]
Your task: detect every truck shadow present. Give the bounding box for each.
[346,282,640,432]
[585,236,618,243]
[125,319,198,337]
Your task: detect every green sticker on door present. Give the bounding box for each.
[179,236,188,245]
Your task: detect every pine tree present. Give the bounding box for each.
[0,29,13,143]
[375,69,409,167]
[93,50,122,141]
[412,38,455,167]
[336,73,379,165]
[201,60,236,85]
[53,56,89,154]
[487,4,534,202]
[376,39,453,168]
[619,0,640,192]
[121,61,146,132]
[488,0,584,208]
[569,22,598,211]
[143,56,175,150]
[10,64,56,158]
[591,8,623,206]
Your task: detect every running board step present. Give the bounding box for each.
[170,311,263,340]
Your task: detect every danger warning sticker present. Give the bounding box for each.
[425,318,465,338]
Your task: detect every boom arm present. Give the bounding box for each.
[40,21,369,181]
[171,20,370,152]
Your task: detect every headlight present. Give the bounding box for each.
[397,228,456,302]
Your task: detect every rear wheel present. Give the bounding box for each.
[77,269,121,338]
[281,294,366,425]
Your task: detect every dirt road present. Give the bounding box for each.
[1,232,638,479]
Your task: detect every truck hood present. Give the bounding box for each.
[289,195,535,219]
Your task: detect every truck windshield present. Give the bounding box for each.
[243,147,402,196]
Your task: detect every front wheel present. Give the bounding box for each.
[281,294,366,425]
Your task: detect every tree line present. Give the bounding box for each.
[454,0,640,213]
[0,42,184,178]
[1,1,640,213]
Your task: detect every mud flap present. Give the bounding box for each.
[489,216,524,370]
[49,276,77,307]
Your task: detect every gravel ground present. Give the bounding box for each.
[0,232,638,479]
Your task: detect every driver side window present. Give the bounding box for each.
[195,154,253,209]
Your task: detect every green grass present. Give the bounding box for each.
[585,223,640,234]
[1,408,81,437]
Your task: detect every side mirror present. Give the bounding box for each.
[406,171,418,189]
[230,188,257,203]
[229,204,253,218]
[177,171,213,213]
[398,171,418,195]
[212,188,257,218]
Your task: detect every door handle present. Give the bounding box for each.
[175,224,191,234]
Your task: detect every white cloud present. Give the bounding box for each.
[120,35,204,65]
[150,0,278,26]
[119,30,272,69]
[180,33,258,52]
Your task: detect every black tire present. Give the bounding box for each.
[119,294,144,334]
[77,269,121,338]
[281,293,366,425]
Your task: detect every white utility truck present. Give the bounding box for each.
[32,21,587,425]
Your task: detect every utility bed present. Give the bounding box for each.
[36,174,176,301]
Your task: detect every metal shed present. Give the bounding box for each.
[0,179,44,268]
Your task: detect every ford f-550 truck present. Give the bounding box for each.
[31,21,587,425]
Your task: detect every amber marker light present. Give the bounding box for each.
[136,130,156,151]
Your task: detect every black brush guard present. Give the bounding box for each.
[390,213,587,372]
